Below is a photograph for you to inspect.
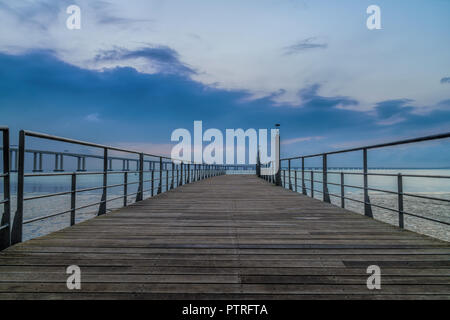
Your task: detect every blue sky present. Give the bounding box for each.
[0,0,449,165]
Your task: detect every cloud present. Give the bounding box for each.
[282,136,324,145]
[0,0,63,32]
[97,16,152,25]
[0,50,449,164]
[440,77,450,84]
[373,99,414,125]
[94,45,197,76]
[85,113,101,122]
[436,99,450,108]
[92,0,153,26]
[283,37,328,55]
[296,84,358,109]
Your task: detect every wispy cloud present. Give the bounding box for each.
[374,99,414,126]
[97,16,152,25]
[91,0,153,26]
[283,37,328,55]
[94,45,196,76]
[0,0,62,32]
[282,136,324,145]
[440,77,450,84]
[296,83,358,109]
[85,113,101,122]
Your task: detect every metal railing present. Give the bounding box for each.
[1,147,257,173]
[259,132,450,229]
[6,130,226,247]
[0,127,10,250]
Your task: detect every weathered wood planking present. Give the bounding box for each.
[0,175,449,300]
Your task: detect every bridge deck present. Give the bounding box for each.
[0,175,449,299]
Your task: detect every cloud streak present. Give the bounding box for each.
[440,77,450,84]
[282,136,324,145]
[283,37,328,55]
[94,45,197,76]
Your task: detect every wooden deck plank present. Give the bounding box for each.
[0,174,449,299]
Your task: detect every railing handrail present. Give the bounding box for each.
[259,130,450,239]
[3,129,229,249]
[22,130,172,160]
[281,132,450,161]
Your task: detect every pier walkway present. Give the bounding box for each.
[0,175,449,299]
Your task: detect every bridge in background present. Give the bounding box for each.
[0,128,449,299]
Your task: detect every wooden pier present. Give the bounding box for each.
[0,175,449,299]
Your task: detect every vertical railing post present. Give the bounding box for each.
[310,171,314,198]
[33,152,37,172]
[98,148,108,215]
[171,162,174,189]
[398,173,404,229]
[12,130,25,244]
[39,153,43,172]
[301,157,306,195]
[294,170,297,192]
[15,149,18,172]
[323,154,330,203]
[276,162,282,186]
[187,163,190,184]
[180,162,183,186]
[54,154,58,171]
[158,157,162,194]
[340,172,345,208]
[136,153,144,202]
[288,160,292,190]
[166,166,169,191]
[151,170,154,196]
[70,173,76,226]
[1,129,11,249]
[283,169,286,188]
[124,172,128,206]
[363,148,373,217]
